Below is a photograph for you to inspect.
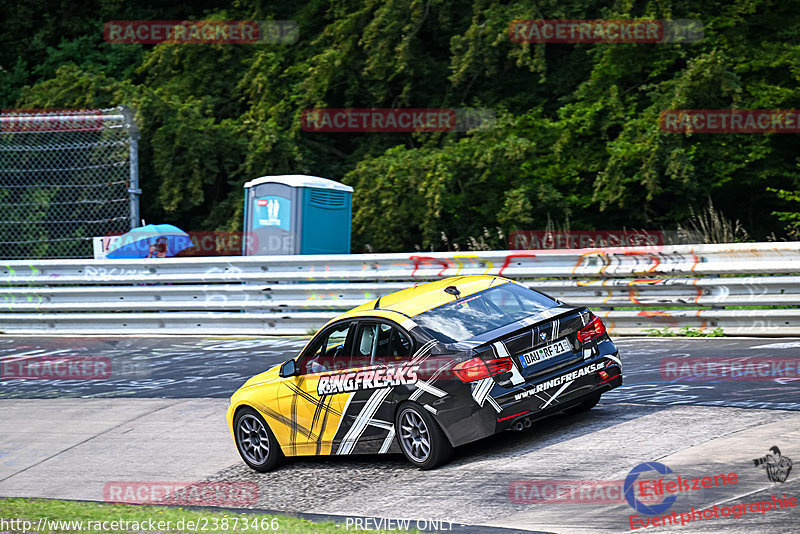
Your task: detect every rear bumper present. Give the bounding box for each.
[495,372,621,431]
[492,351,622,432]
[434,351,621,447]
[430,338,621,448]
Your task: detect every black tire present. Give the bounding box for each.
[395,403,453,470]
[563,393,601,415]
[233,407,282,472]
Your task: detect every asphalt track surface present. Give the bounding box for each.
[1,336,800,533]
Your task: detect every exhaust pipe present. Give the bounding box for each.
[510,418,532,431]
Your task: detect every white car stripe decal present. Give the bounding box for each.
[378,427,396,453]
[506,365,525,385]
[486,395,502,412]
[367,418,394,431]
[413,380,447,398]
[410,340,436,364]
[471,377,494,405]
[409,358,449,401]
[540,380,573,409]
[327,391,354,445]
[494,341,525,385]
[336,387,392,455]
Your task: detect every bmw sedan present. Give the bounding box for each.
[227,275,622,470]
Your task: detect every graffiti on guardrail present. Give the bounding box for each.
[391,249,706,278]
[83,265,149,281]
[570,250,701,276]
[204,264,245,280]
[290,248,702,280]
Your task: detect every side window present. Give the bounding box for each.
[299,322,353,374]
[299,321,414,374]
[373,323,413,360]
[354,323,379,367]
[389,327,413,358]
[375,324,393,357]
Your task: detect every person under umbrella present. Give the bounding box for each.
[105,224,193,259]
[147,236,169,258]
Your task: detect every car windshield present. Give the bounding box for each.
[414,282,559,343]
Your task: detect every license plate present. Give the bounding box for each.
[520,339,572,367]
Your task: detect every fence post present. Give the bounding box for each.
[120,106,141,230]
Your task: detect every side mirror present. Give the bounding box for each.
[279,359,298,378]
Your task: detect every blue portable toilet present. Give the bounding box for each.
[242,175,353,255]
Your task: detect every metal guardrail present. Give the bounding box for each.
[1,242,799,335]
[3,277,800,311]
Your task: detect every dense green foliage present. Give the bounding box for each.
[3,0,799,251]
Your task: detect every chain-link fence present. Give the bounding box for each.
[0,107,139,259]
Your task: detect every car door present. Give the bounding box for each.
[276,320,356,456]
[331,320,415,455]
[277,319,416,456]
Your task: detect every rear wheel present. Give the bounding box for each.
[563,393,601,415]
[233,407,282,472]
[396,403,453,470]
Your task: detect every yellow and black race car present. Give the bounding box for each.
[226,275,622,470]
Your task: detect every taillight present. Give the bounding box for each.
[577,315,607,343]
[452,356,513,383]
[485,358,513,375]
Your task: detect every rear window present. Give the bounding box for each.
[414,282,558,343]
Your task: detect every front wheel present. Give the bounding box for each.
[395,403,453,470]
[233,407,282,472]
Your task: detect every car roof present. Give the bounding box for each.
[328,275,514,324]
